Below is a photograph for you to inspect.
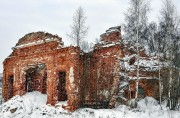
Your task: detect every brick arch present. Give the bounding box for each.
[20,62,47,95]
[16,31,62,47]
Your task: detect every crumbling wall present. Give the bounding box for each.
[79,53,92,107]
[84,46,122,105]
[3,27,160,111]
[3,32,82,111]
[83,26,124,108]
[3,57,16,100]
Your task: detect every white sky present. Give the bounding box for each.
[0,0,180,72]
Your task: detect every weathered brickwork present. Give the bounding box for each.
[82,28,124,108]
[3,27,159,111]
[3,32,82,111]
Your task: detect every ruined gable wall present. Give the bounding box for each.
[3,41,61,99]
[15,31,62,46]
[3,39,83,110]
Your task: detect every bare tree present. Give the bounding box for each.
[67,6,89,47]
[95,38,100,44]
[135,0,140,100]
[80,40,90,52]
[158,0,180,109]
[123,0,150,44]
[124,0,150,100]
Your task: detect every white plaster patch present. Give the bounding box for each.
[71,52,77,55]
[13,68,16,81]
[69,67,74,83]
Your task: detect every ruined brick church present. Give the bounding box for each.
[2,26,159,111]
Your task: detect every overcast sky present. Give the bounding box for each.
[0,0,180,73]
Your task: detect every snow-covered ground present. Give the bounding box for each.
[0,91,179,118]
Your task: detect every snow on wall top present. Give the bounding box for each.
[94,26,122,49]
[13,32,63,49]
[100,26,121,43]
[122,55,158,71]
[100,26,121,37]
[95,40,122,49]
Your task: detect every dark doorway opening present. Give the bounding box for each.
[130,91,135,98]
[25,64,47,93]
[25,67,36,92]
[8,75,14,99]
[57,72,67,101]
[42,72,47,94]
[138,86,145,98]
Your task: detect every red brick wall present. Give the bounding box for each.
[84,45,123,104]
[2,27,125,111]
[81,27,123,108]
[3,38,82,111]
[3,27,160,111]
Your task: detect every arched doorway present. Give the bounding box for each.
[25,64,47,93]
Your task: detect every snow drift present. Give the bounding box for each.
[0,91,180,118]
